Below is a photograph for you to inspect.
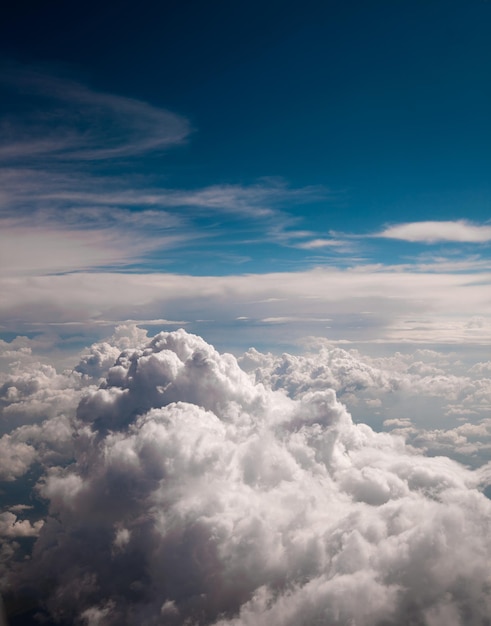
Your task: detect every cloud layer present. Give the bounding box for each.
[1,328,490,625]
[2,268,490,348]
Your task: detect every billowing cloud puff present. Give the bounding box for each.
[241,343,491,432]
[0,362,84,425]
[2,329,490,625]
[0,512,43,538]
[0,435,37,481]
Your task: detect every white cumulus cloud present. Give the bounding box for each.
[0,328,490,625]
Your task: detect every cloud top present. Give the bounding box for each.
[2,328,491,625]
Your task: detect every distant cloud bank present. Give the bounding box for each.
[2,268,490,347]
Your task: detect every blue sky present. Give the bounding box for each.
[0,0,490,352]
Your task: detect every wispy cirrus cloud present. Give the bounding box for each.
[376,220,491,243]
[139,179,324,218]
[0,68,191,161]
[0,69,345,271]
[0,223,193,276]
[0,169,332,274]
[35,178,327,220]
[0,169,310,221]
[0,169,196,275]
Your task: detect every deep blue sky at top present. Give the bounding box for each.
[1,0,490,273]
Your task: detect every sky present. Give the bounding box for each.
[0,0,490,355]
[1,2,491,625]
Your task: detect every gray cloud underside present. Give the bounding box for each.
[1,328,490,626]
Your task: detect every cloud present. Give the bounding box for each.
[0,224,172,276]
[376,220,491,244]
[1,267,490,346]
[0,435,37,481]
[241,341,491,465]
[0,512,44,538]
[0,70,334,271]
[294,238,347,250]
[0,219,195,276]
[0,166,332,274]
[0,74,332,274]
[0,169,325,222]
[0,359,89,430]
[142,180,326,219]
[0,69,191,161]
[260,317,332,324]
[1,328,491,625]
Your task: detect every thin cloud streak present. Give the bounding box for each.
[39,180,327,220]
[294,238,346,249]
[0,166,335,271]
[0,69,191,161]
[0,70,335,256]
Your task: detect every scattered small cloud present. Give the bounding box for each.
[294,238,347,250]
[376,220,491,244]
